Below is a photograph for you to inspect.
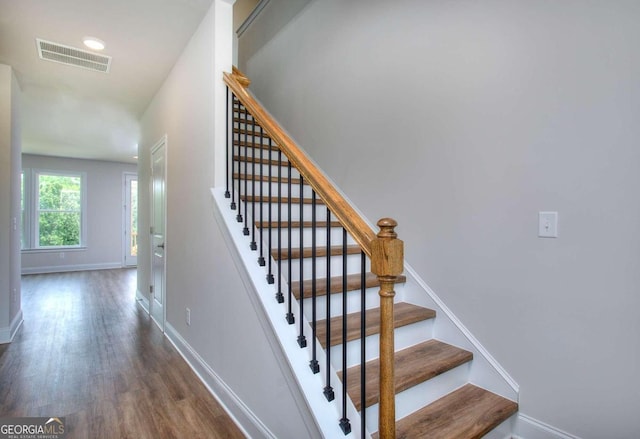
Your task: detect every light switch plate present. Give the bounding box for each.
[538,211,558,238]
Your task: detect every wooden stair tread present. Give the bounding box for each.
[234,155,288,167]
[316,302,434,348]
[291,272,406,300]
[234,173,302,185]
[233,140,279,151]
[274,245,362,260]
[339,340,473,410]
[233,116,256,124]
[372,384,518,439]
[255,220,342,229]
[240,195,325,205]
[233,127,270,138]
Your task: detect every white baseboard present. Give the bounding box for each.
[164,322,276,439]
[0,310,23,344]
[136,290,150,314]
[22,262,122,275]
[514,414,582,439]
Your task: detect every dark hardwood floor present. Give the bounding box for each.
[0,269,246,439]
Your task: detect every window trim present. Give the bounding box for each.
[22,168,87,250]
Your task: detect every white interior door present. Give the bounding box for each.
[123,173,138,267]
[150,139,166,330]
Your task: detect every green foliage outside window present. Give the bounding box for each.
[37,174,82,247]
[130,180,138,255]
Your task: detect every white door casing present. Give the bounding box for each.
[150,137,167,331]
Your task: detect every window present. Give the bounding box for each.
[22,169,86,250]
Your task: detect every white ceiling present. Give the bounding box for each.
[0,0,214,164]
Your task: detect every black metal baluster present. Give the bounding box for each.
[275,150,284,303]
[242,116,249,233]
[286,161,294,324]
[249,118,257,246]
[360,250,367,437]
[339,227,351,435]
[230,96,237,210]
[323,208,335,402]
[266,137,274,284]
[225,87,230,198]
[257,125,265,266]
[244,118,253,237]
[297,175,306,347]
[236,102,244,223]
[309,190,319,373]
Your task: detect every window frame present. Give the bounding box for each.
[22,168,87,251]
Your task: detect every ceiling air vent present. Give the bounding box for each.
[36,38,112,73]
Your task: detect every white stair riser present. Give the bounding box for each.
[296,286,387,322]
[233,146,290,162]
[364,363,471,435]
[232,202,326,222]
[232,154,296,173]
[232,163,296,182]
[258,227,355,248]
[233,133,272,146]
[328,319,435,371]
[275,253,368,282]
[233,180,312,198]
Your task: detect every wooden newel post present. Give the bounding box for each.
[371,218,403,439]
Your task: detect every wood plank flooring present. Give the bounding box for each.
[0,269,246,439]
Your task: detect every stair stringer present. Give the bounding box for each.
[211,187,368,439]
[398,271,519,402]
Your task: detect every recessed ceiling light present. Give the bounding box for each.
[83,37,105,51]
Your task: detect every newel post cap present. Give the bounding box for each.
[232,66,251,87]
[371,218,404,277]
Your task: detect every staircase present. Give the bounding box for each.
[220,68,518,438]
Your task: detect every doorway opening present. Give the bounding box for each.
[124,172,138,267]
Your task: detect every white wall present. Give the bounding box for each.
[21,154,136,274]
[241,1,640,438]
[0,64,22,342]
[137,2,318,437]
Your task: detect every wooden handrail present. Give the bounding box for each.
[224,69,377,257]
[224,68,403,439]
[232,66,251,88]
